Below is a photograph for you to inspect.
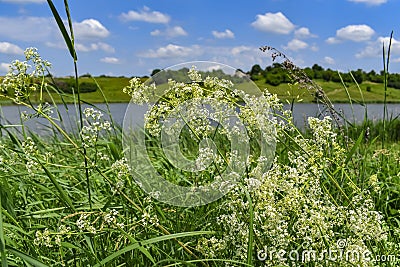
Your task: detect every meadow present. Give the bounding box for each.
[2,75,400,105]
[0,1,400,267]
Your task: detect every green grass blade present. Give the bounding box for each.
[39,162,76,212]
[244,187,254,266]
[7,247,49,267]
[345,129,364,165]
[46,0,77,60]
[93,231,214,267]
[0,191,8,267]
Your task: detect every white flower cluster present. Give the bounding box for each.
[76,213,96,234]
[110,157,131,192]
[34,228,53,247]
[103,209,119,224]
[34,225,71,248]
[123,67,276,190]
[198,116,388,266]
[80,108,112,148]
[22,137,39,176]
[123,77,153,104]
[0,47,51,103]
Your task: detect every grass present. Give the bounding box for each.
[0,1,399,266]
[1,76,400,105]
[254,78,400,103]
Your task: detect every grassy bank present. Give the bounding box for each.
[0,1,399,265]
[1,76,400,105]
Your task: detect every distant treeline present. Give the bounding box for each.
[52,78,98,94]
[248,63,400,89]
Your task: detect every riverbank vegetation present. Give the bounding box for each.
[0,1,399,266]
[1,74,400,105]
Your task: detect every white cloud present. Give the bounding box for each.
[150,26,187,37]
[100,57,120,64]
[327,24,375,43]
[310,44,319,51]
[0,0,45,3]
[231,46,253,55]
[75,42,115,53]
[0,62,11,73]
[0,41,24,55]
[251,12,295,34]
[326,37,341,44]
[323,56,335,65]
[74,19,110,39]
[140,44,201,58]
[0,17,109,45]
[212,29,235,39]
[284,39,308,51]
[348,0,387,5]
[0,16,56,41]
[356,36,400,58]
[206,65,222,71]
[120,6,170,24]
[294,27,317,39]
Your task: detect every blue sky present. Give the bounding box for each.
[0,0,400,77]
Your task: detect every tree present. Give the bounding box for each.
[311,64,324,79]
[322,69,333,82]
[352,69,364,84]
[150,69,161,76]
[250,64,263,80]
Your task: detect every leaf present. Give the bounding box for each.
[39,162,76,212]
[0,192,8,267]
[7,247,49,267]
[93,231,214,267]
[46,0,77,60]
[345,129,364,165]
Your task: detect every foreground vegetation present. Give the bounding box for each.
[0,1,399,266]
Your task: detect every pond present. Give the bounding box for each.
[0,102,399,135]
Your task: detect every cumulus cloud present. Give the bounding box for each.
[327,24,375,43]
[74,19,110,39]
[0,16,110,47]
[0,62,11,73]
[0,16,56,41]
[251,12,295,34]
[326,37,341,44]
[150,26,187,37]
[231,46,253,55]
[323,56,335,65]
[120,6,170,24]
[140,44,201,58]
[212,29,235,39]
[356,36,400,58]
[294,27,317,39]
[348,0,387,5]
[75,42,115,53]
[284,39,308,51]
[100,57,120,64]
[0,0,45,3]
[0,41,24,55]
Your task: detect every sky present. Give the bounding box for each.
[1,0,400,77]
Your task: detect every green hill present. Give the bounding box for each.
[1,75,399,105]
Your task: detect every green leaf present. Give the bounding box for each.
[46,0,77,60]
[7,247,49,267]
[93,231,214,267]
[39,162,76,212]
[345,129,364,165]
[0,192,8,267]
